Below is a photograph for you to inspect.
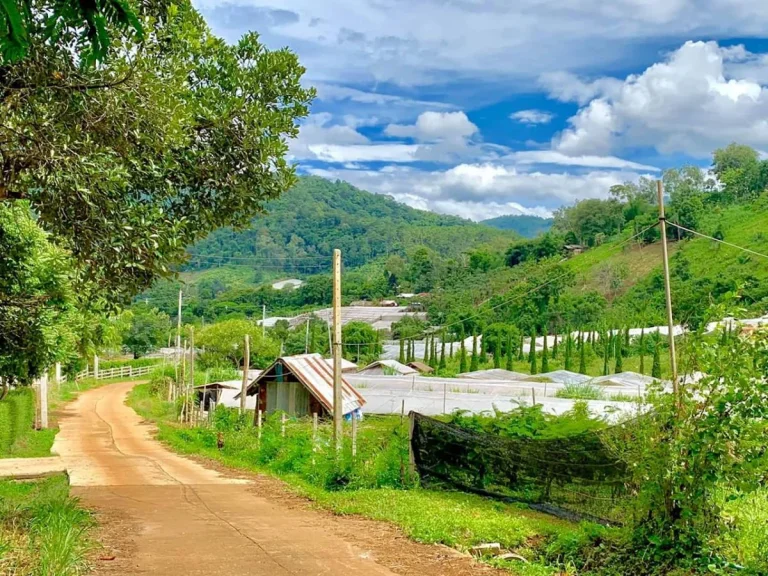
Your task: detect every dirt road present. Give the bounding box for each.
[52,381,498,576]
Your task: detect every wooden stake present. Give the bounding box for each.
[400,399,405,424]
[443,382,447,414]
[240,334,250,415]
[313,413,318,445]
[351,416,357,457]
[332,249,343,450]
[408,411,415,477]
[257,409,262,441]
[657,180,679,405]
[531,387,536,406]
[281,412,286,438]
[189,326,195,423]
[39,374,48,429]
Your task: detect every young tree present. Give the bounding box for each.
[518,331,525,361]
[479,330,488,364]
[639,328,646,374]
[552,330,559,359]
[530,343,538,375]
[578,333,587,374]
[198,319,280,369]
[505,332,514,371]
[541,334,549,373]
[528,327,536,363]
[564,333,573,371]
[652,334,662,379]
[439,334,446,370]
[614,329,624,373]
[603,330,610,375]
[429,336,438,369]
[459,333,468,373]
[470,332,479,372]
[423,335,430,363]
[399,337,405,364]
[493,337,501,369]
[124,305,170,358]
[343,322,381,363]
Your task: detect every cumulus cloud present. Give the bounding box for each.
[551,41,768,157]
[306,163,638,220]
[385,111,479,141]
[289,113,369,159]
[510,109,555,125]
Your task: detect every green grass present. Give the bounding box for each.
[0,474,93,575]
[555,383,605,400]
[717,488,768,573]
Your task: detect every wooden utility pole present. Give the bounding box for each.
[240,334,250,415]
[262,304,266,338]
[188,326,195,423]
[332,249,343,450]
[305,319,310,354]
[657,180,679,403]
[176,290,183,351]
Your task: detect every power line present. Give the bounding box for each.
[667,222,768,261]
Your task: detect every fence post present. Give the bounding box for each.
[281,413,286,438]
[312,413,318,446]
[257,410,263,442]
[408,411,415,477]
[54,363,62,389]
[93,355,99,380]
[443,382,447,414]
[351,416,357,457]
[531,387,536,406]
[39,374,49,429]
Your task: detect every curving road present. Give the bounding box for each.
[52,381,398,575]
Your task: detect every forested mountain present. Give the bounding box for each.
[482,214,553,237]
[187,176,518,274]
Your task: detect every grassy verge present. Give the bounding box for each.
[0,474,93,575]
[128,382,591,575]
[0,375,144,459]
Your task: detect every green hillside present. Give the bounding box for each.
[187,176,518,274]
[482,214,553,237]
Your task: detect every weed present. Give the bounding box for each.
[555,383,605,401]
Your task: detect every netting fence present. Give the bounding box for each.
[410,412,638,525]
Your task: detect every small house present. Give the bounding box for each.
[407,361,434,374]
[241,354,365,418]
[193,381,239,411]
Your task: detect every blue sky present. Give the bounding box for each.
[195,0,768,220]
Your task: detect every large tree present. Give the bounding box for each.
[0,0,314,307]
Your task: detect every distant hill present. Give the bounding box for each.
[482,214,553,237]
[188,176,519,274]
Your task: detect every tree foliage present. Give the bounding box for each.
[1,0,314,306]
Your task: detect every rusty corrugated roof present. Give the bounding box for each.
[245,354,365,415]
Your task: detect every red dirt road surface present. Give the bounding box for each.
[52,381,500,576]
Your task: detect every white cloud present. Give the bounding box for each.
[200,0,768,91]
[306,163,639,220]
[385,111,479,141]
[289,113,369,159]
[540,72,623,105]
[508,150,658,171]
[551,41,768,157]
[510,109,555,125]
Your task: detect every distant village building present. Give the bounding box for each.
[271,278,304,291]
[241,354,365,418]
[564,244,586,256]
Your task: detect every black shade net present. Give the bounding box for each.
[410,412,636,525]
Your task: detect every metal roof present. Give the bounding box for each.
[358,359,417,375]
[192,381,240,391]
[245,354,365,415]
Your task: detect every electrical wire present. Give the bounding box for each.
[666,221,768,261]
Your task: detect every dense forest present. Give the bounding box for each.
[187,176,518,274]
[482,214,553,237]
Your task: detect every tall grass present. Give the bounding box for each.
[0,475,93,575]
